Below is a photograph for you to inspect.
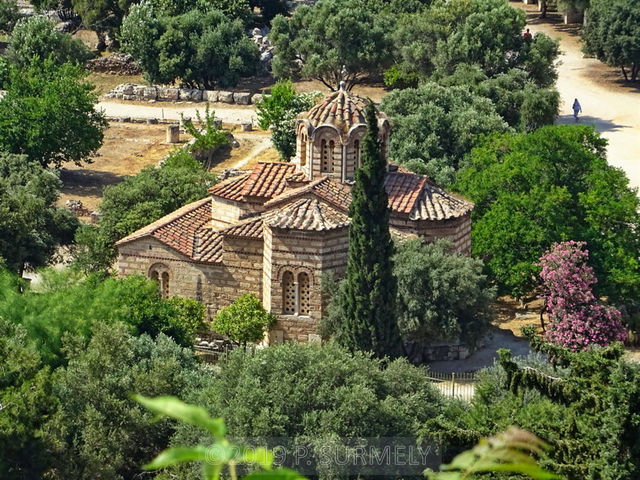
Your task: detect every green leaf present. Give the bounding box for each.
[203,461,223,480]
[144,446,209,470]
[134,395,226,437]
[238,446,275,469]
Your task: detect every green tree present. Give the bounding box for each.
[0,154,78,276]
[338,102,403,358]
[394,239,495,350]
[381,82,509,187]
[73,151,215,273]
[256,80,320,161]
[7,16,92,68]
[583,0,640,82]
[121,4,259,88]
[70,0,134,49]
[213,293,276,348]
[249,0,288,24]
[182,104,230,169]
[0,0,20,34]
[0,59,106,168]
[170,342,442,479]
[456,125,640,303]
[0,319,56,480]
[270,0,393,90]
[45,322,209,480]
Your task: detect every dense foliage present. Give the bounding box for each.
[457,125,640,303]
[121,2,259,89]
[256,80,320,161]
[213,293,276,347]
[338,102,403,358]
[583,0,640,82]
[0,316,209,480]
[394,239,495,349]
[538,241,626,351]
[7,16,92,68]
[0,154,78,275]
[0,58,106,168]
[73,150,215,273]
[270,0,393,90]
[170,342,443,479]
[182,105,230,169]
[0,0,20,34]
[71,0,135,48]
[428,343,640,480]
[381,82,508,186]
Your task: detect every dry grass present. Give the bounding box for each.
[88,72,146,96]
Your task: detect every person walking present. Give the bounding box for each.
[572,98,582,121]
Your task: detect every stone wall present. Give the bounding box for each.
[105,83,267,105]
[391,214,472,254]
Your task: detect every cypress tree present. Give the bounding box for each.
[338,101,404,358]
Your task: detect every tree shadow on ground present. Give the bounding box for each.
[60,168,124,198]
[556,114,629,133]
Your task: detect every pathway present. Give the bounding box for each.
[517,3,640,189]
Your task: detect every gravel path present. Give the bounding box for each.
[97,100,258,125]
[519,4,640,189]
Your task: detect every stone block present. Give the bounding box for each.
[218,91,234,103]
[233,92,252,105]
[180,88,203,102]
[133,85,145,98]
[251,93,263,105]
[158,87,179,101]
[143,86,157,100]
[203,90,219,102]
[166,125,180,143]
[121,84,134,95]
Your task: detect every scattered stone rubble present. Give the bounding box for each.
[86,53,142,75]
[104,83,268,105]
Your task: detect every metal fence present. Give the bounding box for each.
[427,371,478,402]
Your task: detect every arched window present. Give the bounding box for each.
[298,273,310,315]
[161,272,170,299]
[300,134,307,166]
[354,140,360,168]
[321,139,332,173]
[282,271,295,314]
[151,270,159,283]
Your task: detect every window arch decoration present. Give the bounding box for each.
[278,266,314,316]
[300,134,307,166]
[149,263,171,299]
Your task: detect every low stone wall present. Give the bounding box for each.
[105,83,267,105]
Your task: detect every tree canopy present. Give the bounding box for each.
[0,154,78,276]
[121,3,259,88]
[456,125,640,303]
[7,16,92,69]
[270,0,393,90]
[381,82,509,187]
[0,59,106,168]
[213,293,276,347]
[394,239,495,350]
[583,0,640,82]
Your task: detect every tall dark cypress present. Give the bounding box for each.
[339,101,404,358]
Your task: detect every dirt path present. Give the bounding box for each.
[98,100,257,125]
[516,3,640,189]
[230,134,273,170]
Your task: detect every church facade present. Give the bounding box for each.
[116,89,473,344]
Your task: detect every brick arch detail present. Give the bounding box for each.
[275,265,315,287]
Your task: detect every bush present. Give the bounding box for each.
[170,342,444,479]
[213,293,276,347]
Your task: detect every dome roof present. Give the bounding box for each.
[300,88,385,134]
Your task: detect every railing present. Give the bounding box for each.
[427,370,478,402]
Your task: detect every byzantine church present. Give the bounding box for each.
[116,87,473,343]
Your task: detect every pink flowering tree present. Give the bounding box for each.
[538,241,627,351]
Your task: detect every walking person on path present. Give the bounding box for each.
[572,98,582,121]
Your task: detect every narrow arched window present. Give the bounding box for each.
[328,140,335,172]
[354,140,360,168]
[298,272,310,316]
[151,270,159,283]
[321,139,330,172]
[300,134,307,166]
[283,271,295,314]
[161,272,169,299]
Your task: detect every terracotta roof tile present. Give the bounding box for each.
[194,229,223,263]
[240,162,297,199]
[208,174,250,201]
[222,216,264,239]
[302,89,372,133]
[267,198,350,232]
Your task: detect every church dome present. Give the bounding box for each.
[299,87,386,134]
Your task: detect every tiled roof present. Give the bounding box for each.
[301,89,375,133]
[240,162,297,199]
[194,229,223,263]
[116,197,211,256]
[385,172,473,221]
[267,198,350,232]
[264,177,351,212]
[222,216,264,239]
[208,174,249,201]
